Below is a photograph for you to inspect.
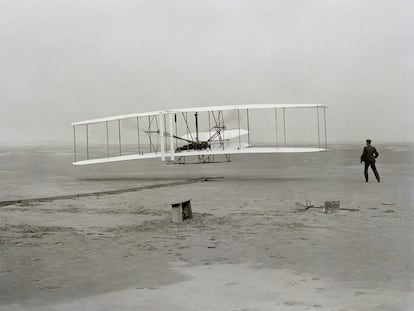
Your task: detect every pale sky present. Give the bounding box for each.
[0,0,413,144]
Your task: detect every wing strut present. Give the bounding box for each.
[73,125,77,162]
[168,113,175,161]
[195,112,199,142]
[317,107,321,148]
[86,124,89,159]
[106,121,109,157]
[118,120,122,155]
[324,107,328,149]
[159,113,165,161]
[246,109,251,147]
[283,108,287,146]
[136,117,141,154]
[274,108,279,148]
[237,109,241,149]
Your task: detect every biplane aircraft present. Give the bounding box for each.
[71,104,328,165]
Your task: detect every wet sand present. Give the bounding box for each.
[0,144,413,310]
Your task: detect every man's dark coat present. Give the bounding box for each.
[361,145,379,163]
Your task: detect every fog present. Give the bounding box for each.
[0,0,413,144]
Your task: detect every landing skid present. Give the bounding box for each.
[167,154,231,165]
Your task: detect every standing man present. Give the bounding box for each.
[360,139,380,182]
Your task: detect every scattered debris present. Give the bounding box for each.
[338,208,360,212]
[301,200,358,213]
[303,205,320,211]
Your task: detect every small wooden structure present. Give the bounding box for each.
[171,200,193,223]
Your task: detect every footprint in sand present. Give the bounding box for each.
[136,287,156,290]
[225,282,239,286]
[283,300,302,306]
[40,286,60,290]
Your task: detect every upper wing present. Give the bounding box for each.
[167,104,327,113]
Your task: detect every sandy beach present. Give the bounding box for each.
[0,144,413,310]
